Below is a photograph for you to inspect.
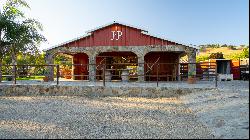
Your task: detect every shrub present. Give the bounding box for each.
[196,55,210,62]
[60,66,72,79]
[227,45,237,50]
[209,52,224,59]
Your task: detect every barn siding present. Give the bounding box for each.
[64,24,177,47]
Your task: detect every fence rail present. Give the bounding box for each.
[0,62,218,87]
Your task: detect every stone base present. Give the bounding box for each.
[0,85,215,98]
[218,74,234,81]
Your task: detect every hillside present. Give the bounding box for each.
[180,45,249,62]
[198,47,243,58]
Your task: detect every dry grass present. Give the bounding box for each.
[199,47,243,57]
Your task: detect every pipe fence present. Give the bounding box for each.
[0,62,218,87]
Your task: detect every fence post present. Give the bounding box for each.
[14,65,17,84]
[56,64,59,85]
[215,63,218,88]
[157,64,159,87]
[103,64,105,87]
[0,63,2,83]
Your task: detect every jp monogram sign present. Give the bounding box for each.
[111,31,123,41]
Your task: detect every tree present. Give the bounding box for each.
[221,44,227,48]
[0,0,46,82]
[242,48,249,58]
[7,18,46,64]
[0,0,30,59]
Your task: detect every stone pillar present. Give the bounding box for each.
[45,52,54,81]
[187,48,197,78]
[121,69,129,82]
[105,70,112,82]
[137,56,145,82]
[89,55,96,82]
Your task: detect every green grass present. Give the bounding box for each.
[15,76,45,80]
[1,76,45,81]
[3,76,44,81]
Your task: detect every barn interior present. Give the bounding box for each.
[144,52,183,81]
[96,52,138,81]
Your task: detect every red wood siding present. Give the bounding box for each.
[231,60,240,80]
[64,24,178,47]
[73,53,89,80]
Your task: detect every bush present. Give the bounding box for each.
[242,48,249,58]
[60,66,72,79]
[224,48,249,60]
[227,45,237,50]
[209,52,224,59]
[196,55,209,62]
[6,76,12,81]
[199,46,206,52]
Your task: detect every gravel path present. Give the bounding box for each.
[0,96,214,139]
[180,81,249,139]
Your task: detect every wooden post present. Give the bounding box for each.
[14,65,16,84]
[0,62,2,83]
[157,64,159,87]
[239,58,241,80]
[103,64,105,87]
[215,63,218,88]
[56,64,59,85]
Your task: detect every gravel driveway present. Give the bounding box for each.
[0,81,248,139]
[0,96,214,139]
[181,81,249,139]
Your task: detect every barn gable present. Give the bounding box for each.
[45,21,195,51]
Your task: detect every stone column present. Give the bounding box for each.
[137,56,145,82]
[45,52,54,81]
[186,48,197,78]
[105,70,112,82]
[89,55,96,82]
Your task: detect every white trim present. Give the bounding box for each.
[86,21,148,33]
[43,33,92,52]
[141,32,198,50]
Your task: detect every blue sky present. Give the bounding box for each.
[2,0,249,50]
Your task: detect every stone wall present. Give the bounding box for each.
[0,85,214,98]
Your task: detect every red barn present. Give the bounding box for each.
[44,21,198,82]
